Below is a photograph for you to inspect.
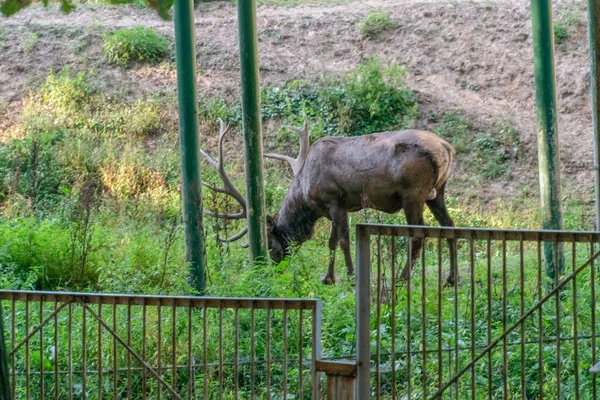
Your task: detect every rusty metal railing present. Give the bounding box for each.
[1,291,322,399]
[356,224,600,399]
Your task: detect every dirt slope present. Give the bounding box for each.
[0,0,595,204]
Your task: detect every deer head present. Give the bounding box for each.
[201,117,310,262]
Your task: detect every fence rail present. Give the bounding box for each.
[1,290,322,400]
[356,223,600,400]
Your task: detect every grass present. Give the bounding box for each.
[358,8,393,39]
[102,26,169,67]
[433,111,520,181]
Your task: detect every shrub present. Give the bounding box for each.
[103,26,169,67]
[358,9,393,39]
[259,57,416,138]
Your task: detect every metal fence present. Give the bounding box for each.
[0,291,321,400]
[355,224,600,400]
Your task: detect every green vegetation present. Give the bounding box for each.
[23,32,38,53]
[433,111,520,181]
[103,26,169,67]
[553,12,583,46]
[205,57,417,139]
[358,8,393,39]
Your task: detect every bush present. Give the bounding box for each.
[358,9,392,38]
[258,57,416,138]
[103,26,169,67]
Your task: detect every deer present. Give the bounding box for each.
[201,115,458,286]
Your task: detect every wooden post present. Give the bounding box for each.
[316,360,356,400]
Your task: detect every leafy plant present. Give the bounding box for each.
[358,8,393,39]
[553,20,568,45]
[103,26,169,67]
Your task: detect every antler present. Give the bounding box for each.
[265,111,310,176]
[200,119,249,244]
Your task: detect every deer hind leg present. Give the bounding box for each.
[425,183,458,286]
[399,199,425,281]
[323,224,339,285]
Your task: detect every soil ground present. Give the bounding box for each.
[0,0,595,207]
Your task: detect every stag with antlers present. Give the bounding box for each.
[202,116,458,285]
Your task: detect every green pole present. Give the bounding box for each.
[531,0,565,286]
[174,0,206,294]
[0,305,10,400]
[237,0,269,261]
[589,0,600,230]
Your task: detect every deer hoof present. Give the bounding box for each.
[322,275,336,285]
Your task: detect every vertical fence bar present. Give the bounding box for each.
[311,301,322,400]
[469,238,475,400]
[97,303,102,399]
[173,304,178,393]
[298,308,303,400]
[438,238,443,394]
[237,0,268,261]
[82,305,86,400]
[283,304,288,400]
[234,304,239,400]
[251,306,256,400]
[127,300,132,400]
[555,240,562,399]
[0,301,10,400]
[356,225,372,400]
[407,236,413,400]
[422,237,428,400]
[218,305,223,399]
[68,303,73,400]
[375,235,382,399]
[11,299,15,399]
[588,0,600,229]
[158,303,162,400]
[25,297,29,400]
[502,238,508,398]
[142,300,147,400]
[54,299,58,400]
[187,303,193,400]
[453,236,459,400]
[530,0,565,284]
[591,241,597,399]
[266,305,271,400]
[202,305,208,400]
[391,238,397,400]
[538,239,545,399]
[486,236,492,399]
[113,300,118,397]
[519,239,526,400]
[39,297,44,400]
[572,242,580,400]
[173,0,206,293]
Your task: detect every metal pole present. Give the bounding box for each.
[237,0,269,261]
[355,225,371,400]
[530,0,565,285]
[589,0,600,230]
[0,304,11,400]
[174,0,206,294]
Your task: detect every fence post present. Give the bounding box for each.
[173,0,206,294]
[0,304,10,400]
[530,0,565,286]
[589,0,600,230]
[237,0,269,262]
[356,224,371,400]
[316,360,356,400]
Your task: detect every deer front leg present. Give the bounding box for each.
[323,225,339,285]
[400,200,425,281]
